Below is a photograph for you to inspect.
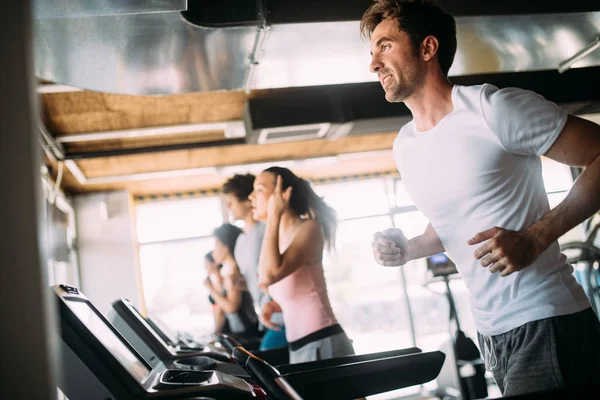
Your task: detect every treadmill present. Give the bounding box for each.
[55,284,260,400]
[113,297,427,372]
[108,299,240,374]
[232,345,445,399]
[144,313,206,352]
[111,298,289,367]
[57,285,449,399]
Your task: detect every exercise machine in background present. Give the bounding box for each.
[425,254,488,400]
[561,215,600,316]
[55,284,446,399]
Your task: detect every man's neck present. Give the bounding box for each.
[405,77,454,132]
[242,214,257,233]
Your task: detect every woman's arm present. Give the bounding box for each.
[205,277,243,313]
[259,219,323,286]
[212,305,227,333]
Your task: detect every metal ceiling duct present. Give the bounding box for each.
[34,1,600,95]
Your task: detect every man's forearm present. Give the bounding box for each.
[408,223,445,261]
[527,155,600,251]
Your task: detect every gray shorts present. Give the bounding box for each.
[289,332,355,364]
[478,307,600,396]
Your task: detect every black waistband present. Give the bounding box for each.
[288,324,344,351]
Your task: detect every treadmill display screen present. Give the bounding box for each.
[148,315,179,345]
[429,254,449,264]
[68,300,151,381]
[128,304,172,350]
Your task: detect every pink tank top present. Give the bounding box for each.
[268,260,338,342]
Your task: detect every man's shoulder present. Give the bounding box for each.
[453,83,493,109]
[249,221,266,241]
[254,221,266,233]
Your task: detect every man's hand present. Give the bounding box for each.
[372,228,410,266]
[260,300,283,331]
[468,226,544,277]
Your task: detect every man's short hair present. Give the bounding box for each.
[360,0,457,77]
[222,173,255,202]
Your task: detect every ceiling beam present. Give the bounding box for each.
[37,83,83,94]
[56,121,246,143]
[64,138,247,160]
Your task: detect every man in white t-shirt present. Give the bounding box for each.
[362,0,600,396]
[222,174,288,350]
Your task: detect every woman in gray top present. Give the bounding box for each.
[204,223,259,338]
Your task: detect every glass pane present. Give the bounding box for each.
[545,170,585,244]
[548,191,568,209]
[392,212,479,353]
[314,179,389,219]
[323,216,416,355]
[139,237,215,336]
[394,179,415,208]
[393,210,429,240]
[136,197,223,243]
[542,158,573,193]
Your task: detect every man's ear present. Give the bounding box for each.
[422,36,439,62]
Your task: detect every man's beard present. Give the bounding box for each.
[385,67,424,103]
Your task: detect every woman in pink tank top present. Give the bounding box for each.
[248,166,354,363]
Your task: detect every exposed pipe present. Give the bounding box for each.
[39,121,65,160]
[558,35,600,73]
[245,25,272,94]
[64,160,86,185]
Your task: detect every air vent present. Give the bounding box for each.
[257,123,331,144]
[243,83,412,144]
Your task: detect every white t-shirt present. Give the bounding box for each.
[234,222,267,308]
[393,84,589,336]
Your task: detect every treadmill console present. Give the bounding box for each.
[54,285,257,399]
[66,296,152,381]
[110,299,231,363]
[426,253,458,277]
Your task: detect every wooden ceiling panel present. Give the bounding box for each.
[187,91,249,123]
[140,103,191,126]
[75,132,397,179]
[41,87,401,197]
[298,153,397,181]
[56,151,397,196]
[46,111,140,134]
[42,89,259,136]
[73,174,227,195]
[42,91,106,115]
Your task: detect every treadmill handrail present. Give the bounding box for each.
[283,350,445,399]
[233,343,445,400]
[276,347,422,375]
[233,347,302,400]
